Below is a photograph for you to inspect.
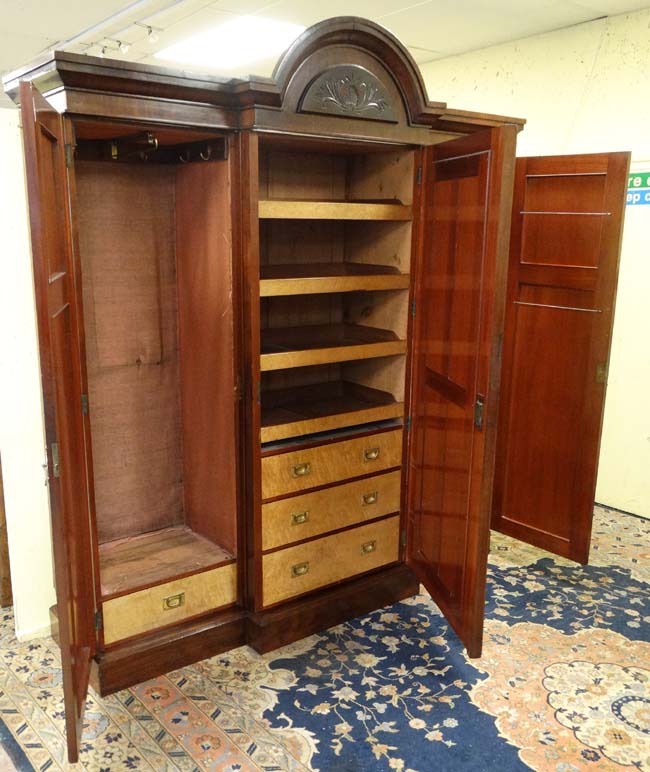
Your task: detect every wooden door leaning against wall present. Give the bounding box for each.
[492,152,630,563]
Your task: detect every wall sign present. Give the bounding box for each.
[627,171,650,206]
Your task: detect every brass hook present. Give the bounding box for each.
[200,144,212,161]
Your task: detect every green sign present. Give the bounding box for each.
[628,172,650,189]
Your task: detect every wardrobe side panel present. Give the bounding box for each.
[176,158,238,555]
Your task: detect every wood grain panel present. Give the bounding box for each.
[493,152,630,562]
[500,303,591,542]
[103,563,237,645]
[258,200,412,221]
[261,341,407,371]
[345,221,413,274]
[261,402,403,443]
[521,214,604,267]
[260,359,407,442]
[259,269,410,296]
[262,516,399,606]
[260,150,347,201]
[262,428,402,499]
[348,150,415,205]
[20,86,99,763]
[408,127,517,658]
[99,526,234,598]
[176,157,238,553]
[522,172,606,212]
[260,220,344,267]
[262,470,402,550]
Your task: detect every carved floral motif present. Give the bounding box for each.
[318,73,388,115]
[300,66,397,122]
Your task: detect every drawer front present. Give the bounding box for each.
[262,470,402,551]
[262,516,400,607]
[261,429,403,499]
[103,563,237,645]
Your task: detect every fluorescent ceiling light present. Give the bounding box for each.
[154,16,306,70]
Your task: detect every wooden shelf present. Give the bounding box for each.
[261,380,404,442]
[258,200,412,221]
[260,263,410,296]
[260,323,407,371]
[99,525,234,599]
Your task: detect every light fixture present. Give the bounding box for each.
[147,26,159,44]
[98,46,106,58]
[154,16,305,70]
[119,40,130,54]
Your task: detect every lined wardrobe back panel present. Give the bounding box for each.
[76,162,184,543]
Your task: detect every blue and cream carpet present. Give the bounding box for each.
[0,505,648,771]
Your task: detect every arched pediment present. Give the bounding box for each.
[271,17,445,127]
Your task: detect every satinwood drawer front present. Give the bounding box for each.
[262,515,400,606]
[102,563,237,645]
[261,429,403,500]
[262,470,402,551]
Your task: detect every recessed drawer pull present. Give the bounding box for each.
[363,447,380,462]
[291,510,310,526]
[362,491,378,506]
[361,540,377,555]
[162,592,185,610]
[291,561,310,578]
[291,462,311,477]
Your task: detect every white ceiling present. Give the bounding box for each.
[1,0,649,106]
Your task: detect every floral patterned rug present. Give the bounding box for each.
[0,505,648,771]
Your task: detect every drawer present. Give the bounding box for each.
[261,428,403,499]
[102,562,237,645]
[262,516,400,607]
[262,470,402,551]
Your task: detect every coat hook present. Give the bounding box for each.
[200,144,212,161]
[179,148,191,164]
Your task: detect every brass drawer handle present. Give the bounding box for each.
[163,592,185,610]
[363,447,380,462]
[362,491,378,506]
[291,561,310,578]
[291,462,311,477]
[291,510,310,526]
[361,540,377,555]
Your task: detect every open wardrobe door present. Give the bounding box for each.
[20,82,96,762]
[407,126,516,657]
[492,152,630,563]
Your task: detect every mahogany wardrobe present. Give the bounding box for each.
[3,16,628,762]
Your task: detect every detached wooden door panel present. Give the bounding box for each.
[492,152,630,562]
[20,82,96,762]
[407,127,516,657]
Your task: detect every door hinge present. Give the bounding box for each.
[400,528,407,547]
[474,397,484,430]
[51,442,60,479]
[595,361,608,384]
[411,299,416,317]
[94,610,103,631]
[81,393,89,415]
[405,415,411,433]
[64,143,74,169]
[257,381,261,405]
[416,166,422,185]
